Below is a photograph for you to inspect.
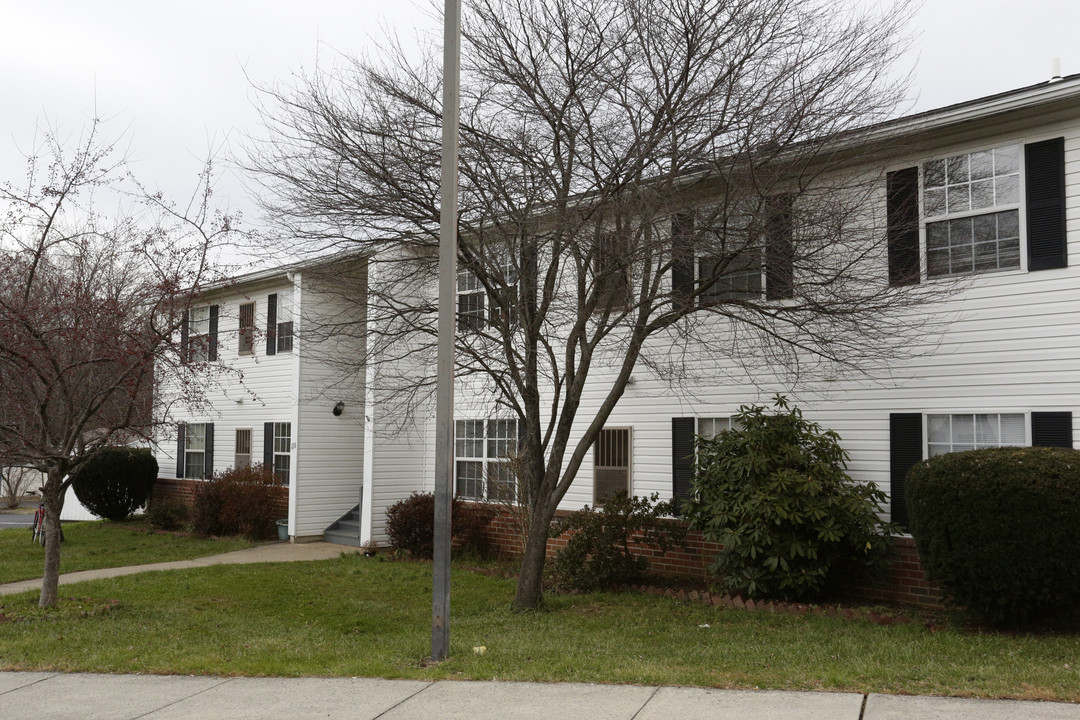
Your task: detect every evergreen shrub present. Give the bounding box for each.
[686,396,896,601]
[550,492,684,592]
[906,446,1080,627]
[71,447,158,521]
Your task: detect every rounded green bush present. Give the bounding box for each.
[906,446,1080,627]
[72,447,158,521]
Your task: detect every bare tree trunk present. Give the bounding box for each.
[511,503,556,610]
[39,469,65,609]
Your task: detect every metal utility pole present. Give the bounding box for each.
[432,0,461,662]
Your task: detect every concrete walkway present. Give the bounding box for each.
[2,545,1078,718]
[1,673,1078,719]
[0,541,359,596]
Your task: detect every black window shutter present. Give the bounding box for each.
[208,305,219,361]
[671,212,695,310]
[889,413,922,529]
[180,310,189,364]
[1032,411,1072,448]
[176,424,186,478]
[266,294,278,355]
[1025,137,1067,271]
[765,194,794,300]
[887,167,921,286]
[264,422,274,467]
[671,417,696,515]
[203,423,215,479]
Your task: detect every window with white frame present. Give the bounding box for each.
[923,145,1021,277]
[457,269,486,330]
[235,428,252,469]
[455,419,518,501]
[187,306,211,362]
[697,417,738,441]
[238,302,255,356]
[699,251,762,302]
[273,422,291,485]
[275,293,294,353]
[184,423,207,479]
[926,413,1026,457]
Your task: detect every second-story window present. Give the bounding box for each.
[187,306,211,362]
[457,268,486,330]
[923,145,1021,277]
[238,302,255,356]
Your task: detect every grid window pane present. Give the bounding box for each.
[184,452,205,479]
[927,413,1026,456]
[488,462,516,502]
[699,251,763,303]
[926,210,1020,277]
[994,144,1019,174]
[698,417,731,441]
[273,423,291,453]
[455,420,484,458]
[188,306,210,335]
[456,460,483,499]
[273,423,291,485]
[276,321,294,353]
[922,145,1021,277]
[457,268,481,292]
[273,454,291,485]
[487,419,517,458]
[184,423,206,451]
[455,419,519,501]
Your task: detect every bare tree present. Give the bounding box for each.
[1,465,38,509]
[0,119,240,608]
[250,0,943,610]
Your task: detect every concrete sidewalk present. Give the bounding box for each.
[1,673,1078,719]
[0,541,359,596]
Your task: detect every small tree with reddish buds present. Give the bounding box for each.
[0,119,242,608]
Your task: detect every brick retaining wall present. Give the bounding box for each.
[476,505,942,608]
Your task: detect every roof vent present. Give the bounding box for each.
[1050,58,1063,83]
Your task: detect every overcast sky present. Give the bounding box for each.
[3,0,1078,245]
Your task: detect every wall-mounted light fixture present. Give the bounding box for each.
[333,401,345,416]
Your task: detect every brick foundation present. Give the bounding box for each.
[474,505,942,608]
[152,477,290,521]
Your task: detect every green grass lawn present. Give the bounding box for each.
[0,519,254,584]
[0,555,1077,701]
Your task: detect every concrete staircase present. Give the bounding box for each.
[323,504,362,547]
